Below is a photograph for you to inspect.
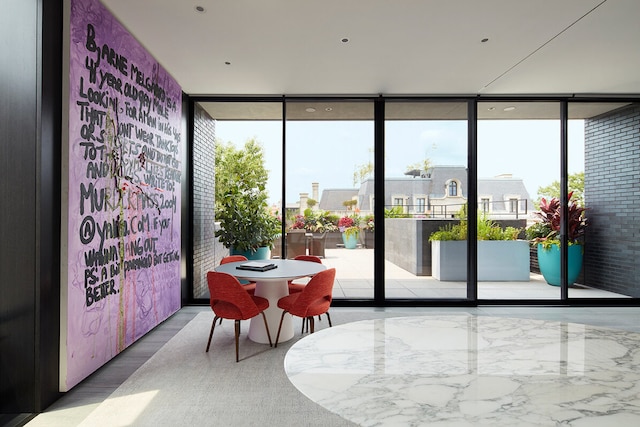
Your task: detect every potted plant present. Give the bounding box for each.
[429,213,529,281]
[214,139,281,259]
[528,192,587,286]
[215,188,281,259]
[338,215,360,249]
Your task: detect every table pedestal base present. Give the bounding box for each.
[249,279,293,344]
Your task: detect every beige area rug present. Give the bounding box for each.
[76,311,360,427]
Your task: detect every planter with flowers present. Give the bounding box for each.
[362,214,375,248]
[527,192,587,286]
[338,215,361,249]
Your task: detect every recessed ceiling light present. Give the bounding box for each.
[195,5,206,13]
[341,38,349,43]
[488,107,495,111]
[305,107,316,113]
[325,107,333,112]
[503,106,516,112]
[481,38,489,43]
[224,61,231,65]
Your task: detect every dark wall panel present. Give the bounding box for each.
[0,0,40,414]
[0,0,62,415]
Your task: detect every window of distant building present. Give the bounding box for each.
[481,198,490,213]
[393,197,404,206]
[447,180,458,197]
[416,198,426,213]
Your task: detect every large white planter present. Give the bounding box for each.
[432,240,530,281]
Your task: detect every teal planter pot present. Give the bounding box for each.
[342,233,358,249]
[537,243,583,286]
[231,246,270,260]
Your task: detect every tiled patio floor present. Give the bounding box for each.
[319,248,627,300]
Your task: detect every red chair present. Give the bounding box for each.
[206,271,272,362]
[288,254,323,294]
[220,255,256,294]
[288,255,325,332]
[275,268,336,347]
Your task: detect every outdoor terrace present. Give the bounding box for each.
[320,248,627,300]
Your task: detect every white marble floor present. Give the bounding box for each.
[285,314,640,426]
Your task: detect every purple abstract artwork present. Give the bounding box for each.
[66,0,182,390]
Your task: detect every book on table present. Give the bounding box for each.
[236,261,277,272]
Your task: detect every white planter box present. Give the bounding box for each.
[432,240,530,281]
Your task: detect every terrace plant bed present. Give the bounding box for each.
[431,240,531,281]
[429,212,530,281]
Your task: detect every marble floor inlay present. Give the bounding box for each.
[284,316,640,426]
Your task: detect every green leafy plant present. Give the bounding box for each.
[214,138,281,252]
[429,215,522,241]
[536,172,584,207]
[384,206,411,218]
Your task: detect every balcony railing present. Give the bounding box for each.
[385,199,529,219]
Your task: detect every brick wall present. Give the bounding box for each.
[192,105,227,299]
[584,104,640,297]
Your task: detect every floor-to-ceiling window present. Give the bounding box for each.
[384,101,468,300]
[284,100,375,300]
[192,101,283,299]
[477,101,562,300]
[191,97,638,305]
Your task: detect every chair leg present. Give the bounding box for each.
[275,311,288,348]
[309,316,315,333]
[206,316,220,352]
[260,312,273,347]
[326,311,332,327]
[234,320,240,362]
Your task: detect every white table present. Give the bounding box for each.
[214,259,326,344]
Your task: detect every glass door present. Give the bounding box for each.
[477,101,561,300]
[192,101,283,300]
[384,101,468,300]
[285,100,375,300]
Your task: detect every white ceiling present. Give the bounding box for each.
[101,0,640,98]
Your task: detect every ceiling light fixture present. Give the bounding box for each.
[487,107,495,111]
[224,61,231,65]
[503,106,516,112]
[481,38,489,43]
[195,5,206,13]
[325,107,333,112]
[341,38,349,43]
[305,107,316,113]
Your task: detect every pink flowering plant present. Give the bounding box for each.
[338,215,361,239]
[290,214,306,230]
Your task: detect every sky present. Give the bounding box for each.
[215,119,585,207]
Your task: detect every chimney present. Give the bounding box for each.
[312,182,319,206]
[299,192,308,214]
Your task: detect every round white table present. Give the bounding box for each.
[214,259,326,344]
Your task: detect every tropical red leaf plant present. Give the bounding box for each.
[533,191,587,246]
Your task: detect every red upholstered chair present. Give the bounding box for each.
[287,254,323,294]
[206,271,272,362]
[275,268,336,347]
[220,255,256,295]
